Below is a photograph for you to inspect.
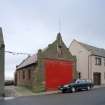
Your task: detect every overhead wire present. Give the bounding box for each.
[0,50,32,56]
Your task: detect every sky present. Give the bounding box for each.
[0,0,105,80]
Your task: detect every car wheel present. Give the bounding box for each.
[71,87,76,93]
[87,86,90,90]
[62,90,66,93]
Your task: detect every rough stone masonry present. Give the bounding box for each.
[0,27,5,97]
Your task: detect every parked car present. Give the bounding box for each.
[59,79,94,93]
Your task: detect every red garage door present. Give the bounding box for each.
[45,59,73,91]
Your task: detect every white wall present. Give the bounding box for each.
[69,40,105,84]
[91,56,105,84]
[69,40,90,80]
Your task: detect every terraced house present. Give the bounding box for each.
[15,33,76,92]
[0,28,5,97]
[69,40,105,85]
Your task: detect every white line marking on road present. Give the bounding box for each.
[4,97,15,100]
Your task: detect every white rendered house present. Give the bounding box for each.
[69,40,105,85]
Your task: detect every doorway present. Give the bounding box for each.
[93,72,101,85]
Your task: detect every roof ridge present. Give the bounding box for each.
[78,41,105,50]
[76,40,105,57]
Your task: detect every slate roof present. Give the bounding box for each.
[16,54,37,70]
[78,41,105,57]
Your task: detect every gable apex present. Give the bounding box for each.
[56,32,62,41]
[38,33,75,61]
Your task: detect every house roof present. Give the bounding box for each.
[0,27,4,45]
[78,41,105,57]
[16,54,37,70]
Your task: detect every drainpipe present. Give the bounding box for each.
[88,55,92,80]
[88,55,90,80]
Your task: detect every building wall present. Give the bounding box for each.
[15,33,76,92]
[69,40,91,80]
[0,28,5,97]
[15,64,36,89]
[69,40,105,85]
[0,45,4,96]
[91,56,105,84]
[36,33,76,91]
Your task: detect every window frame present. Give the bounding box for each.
[104,58,105,66]
[95,57,102,65]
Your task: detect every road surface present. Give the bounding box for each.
[0,87,105,105]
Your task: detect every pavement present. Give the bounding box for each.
[4,86,59,97]
[2,84,105,99]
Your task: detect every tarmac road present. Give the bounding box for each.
[0,87,105,105]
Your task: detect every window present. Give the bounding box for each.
[78,72,81,79]
[23,70,25,80]
[95,57,101,65]
[17,71,21,80]
[28,70,31,80]
[104,59,105,66]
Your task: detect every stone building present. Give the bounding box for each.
[0,28,5,96]
[15,33,76,92]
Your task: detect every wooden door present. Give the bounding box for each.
[93,72,101,85]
